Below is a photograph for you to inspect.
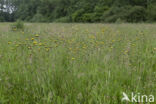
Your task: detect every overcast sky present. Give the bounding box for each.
[0,4,13,13]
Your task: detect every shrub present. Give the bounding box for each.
[82,13,94,22]
[147,3,156,21]
[72,9,84,22]
[30,13,47,22]
[11,20,24,31]
[93,6,109,22]
[100,6,146,23]
[0,16,5,22]
[126,6,146,22]
[101,7,121,22]
[115,18,125,24]
[54,16,71,23]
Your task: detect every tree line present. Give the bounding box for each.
[0,0,156,23]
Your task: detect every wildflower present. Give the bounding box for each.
[16,44,19,47]
[33,41,38,45]
[39,43,42,46]
[28,47,31,49]
[154,48,156,51]
[31,38,34,40]
[35,34,39,37]
[46,48,50,52]
[72,57,75,60]
[8,42,12,44]
[69,48,72,50]
[124,50,128,54]
[112,40,115,42]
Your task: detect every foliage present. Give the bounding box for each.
[72,9,85,22]
[126,6,146,22]
[0,0,156,22]
[147,3,156,21]
[30,13,47,22]
[11,20,24,31]
[81,13,94,22]
[54,16,71,23]
[0,16,5,22]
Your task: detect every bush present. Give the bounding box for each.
[92,6,109,22]
[0,16,5,22]
[101,7,121,22]
[72,9,84,22]
[147,3,156,21]
[54,16,71,23]
[100,6,146,23]
[82,13,94,22]
[30,13,47,22]
[126,6,146,22]
[115,18,125,24]
[11,20,24,31]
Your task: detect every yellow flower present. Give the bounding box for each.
[39,43,42,46]
[16,44,19,47]
[72,57,75,60]
[33,41,38,45]
[35,34,39,37]
[69,48,72,50]
[46,48,50,52]
[31,38,34,40]
[28,47,31,49]
[154,48,156,51]
[112,40,115,42]
[124,50,128,54]
[8,42,12,44]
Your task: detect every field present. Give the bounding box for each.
[0,23,156,104]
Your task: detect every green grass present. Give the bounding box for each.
[0,23,156,104]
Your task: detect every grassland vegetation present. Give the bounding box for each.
[0,23,155,103]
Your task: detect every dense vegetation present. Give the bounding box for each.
[0,0,156,23]
[0,23,156,103]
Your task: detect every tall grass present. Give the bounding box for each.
[0,23,155,104]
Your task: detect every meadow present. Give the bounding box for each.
[0,23,155,104]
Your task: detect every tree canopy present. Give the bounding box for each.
[0,0,156,22]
